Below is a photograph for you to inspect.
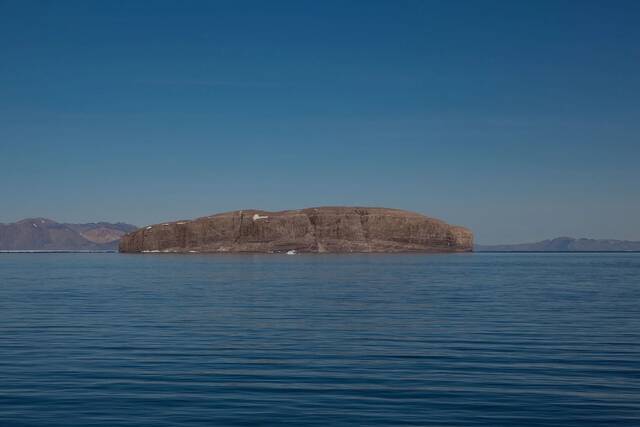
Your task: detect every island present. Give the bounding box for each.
[119,207,473,254]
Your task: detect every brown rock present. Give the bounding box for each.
[119,207,473,253]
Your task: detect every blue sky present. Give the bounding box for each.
[1,0,638,244]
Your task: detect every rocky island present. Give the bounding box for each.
[119,207,473,254]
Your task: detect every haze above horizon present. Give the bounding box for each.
[1,0,639,244]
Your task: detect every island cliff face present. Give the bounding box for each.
[119,207,473,254]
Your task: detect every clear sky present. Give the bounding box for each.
[1,0,639,244]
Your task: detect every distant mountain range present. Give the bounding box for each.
[476,237,640,252]
[3,221,638,253]
[0,218,137,251]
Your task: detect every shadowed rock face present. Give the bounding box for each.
[120,207,473,254]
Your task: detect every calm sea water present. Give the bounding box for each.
[0,253,638,426]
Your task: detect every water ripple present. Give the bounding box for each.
[0,253,638,426]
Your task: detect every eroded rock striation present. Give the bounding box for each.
[120,207,473,254]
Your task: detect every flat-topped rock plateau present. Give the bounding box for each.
[119,207,473,254]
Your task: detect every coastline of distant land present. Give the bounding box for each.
[0,218,136,251]
[0,250,117,254]
[475,237,640,252]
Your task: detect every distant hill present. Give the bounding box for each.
[475,237,640,252]
[0,218,137,251]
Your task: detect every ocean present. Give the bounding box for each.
[0,253,638,426]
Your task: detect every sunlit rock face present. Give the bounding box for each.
[119,207,473,254]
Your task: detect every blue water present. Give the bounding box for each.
[0,253,638,426]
